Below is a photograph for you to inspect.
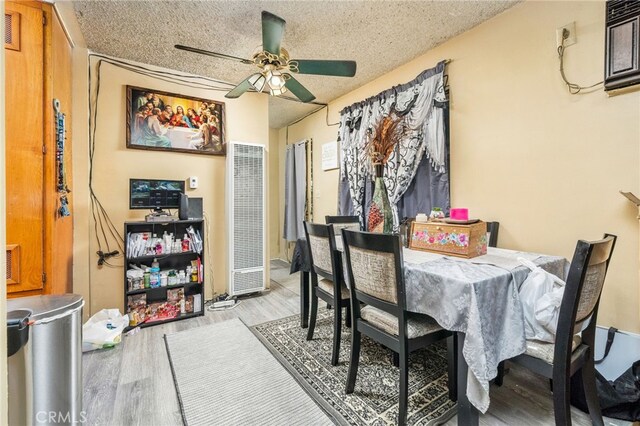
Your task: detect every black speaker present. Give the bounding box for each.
[187,197,203,220]
[179,194,189,220]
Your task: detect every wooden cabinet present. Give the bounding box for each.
[4,1,73,296]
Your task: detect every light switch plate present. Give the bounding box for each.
[189,176,198,189]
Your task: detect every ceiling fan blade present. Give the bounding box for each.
[262,11,286,55]
[285,75,316,103]
[174,44,253,65]
[225,76,254,99]
[293,59,357,77]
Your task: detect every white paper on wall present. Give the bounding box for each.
[322,141,339,171]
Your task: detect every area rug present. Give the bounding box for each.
[164,318,334,426]
[251,311,457,425]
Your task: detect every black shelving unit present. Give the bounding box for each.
[124,220,205,328]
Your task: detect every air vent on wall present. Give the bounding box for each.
[608,0,640,23]
[6,250,11,280]
[6,245,20,285]
[4,14,12,44]
[4,12,20,51]
[226,142,266,296]
[605,0,640,91]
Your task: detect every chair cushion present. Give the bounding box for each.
[360,306,442,339]
[318,278,350,299]
[525,335,582,364]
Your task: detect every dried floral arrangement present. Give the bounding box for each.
[363,114,405,166]
[363,113,406,233]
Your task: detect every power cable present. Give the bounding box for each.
[557,28,603,94]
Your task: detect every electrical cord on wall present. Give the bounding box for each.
[557,28,603,94]
[202,212,215,302]
[88,58,125,268]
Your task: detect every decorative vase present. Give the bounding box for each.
[367,164,393,234]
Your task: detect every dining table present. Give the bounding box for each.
[290,236,567,425]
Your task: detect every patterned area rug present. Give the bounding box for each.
[251,311,457,425]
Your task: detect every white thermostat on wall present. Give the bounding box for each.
[189,176,198,189]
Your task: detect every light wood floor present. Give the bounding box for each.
[83,261,629,426]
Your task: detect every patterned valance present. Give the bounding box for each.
[338,62,449,230]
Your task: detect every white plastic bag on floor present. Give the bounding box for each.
[518,258,565,342]
[82,309,129,352]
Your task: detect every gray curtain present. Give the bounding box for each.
[283,141,307,241]
[337,62,450,229]
[338,151,450,223]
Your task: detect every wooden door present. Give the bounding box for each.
[5,1,45,294]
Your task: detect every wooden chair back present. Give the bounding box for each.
[325,215,361,232]
[485,221,500,248]
[304,221,339,282]
[555,234,616,361]
[341,229,406,317]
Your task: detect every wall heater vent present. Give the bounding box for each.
[226,142,266,296]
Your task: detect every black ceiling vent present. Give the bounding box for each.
[604,0,640,91]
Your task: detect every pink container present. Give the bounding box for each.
[450,208,469,221]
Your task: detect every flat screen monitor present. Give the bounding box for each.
[129,178,185,210]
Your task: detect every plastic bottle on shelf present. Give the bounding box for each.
[160,272,168,287]
[149,234,158,255]
[150,271,159,288]
[143,268,151,289]
[168,270,177,286]
[165,233,173,254]
[182,234,190,252]
[150,259,160,288]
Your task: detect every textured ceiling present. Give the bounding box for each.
[72,1,517,128]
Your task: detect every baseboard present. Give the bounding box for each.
[595,325,640,381]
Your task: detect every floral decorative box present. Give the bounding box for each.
[409,220,487,258]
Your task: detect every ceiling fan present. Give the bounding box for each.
[175,11,357,103]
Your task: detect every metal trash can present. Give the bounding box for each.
[7,294,84,425]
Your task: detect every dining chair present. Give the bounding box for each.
[325,215,361,231]
[324,216,360,310]
[504,234,617,426]
[341,229,454,425]
[304,221,351,366]
[485,221,500,248]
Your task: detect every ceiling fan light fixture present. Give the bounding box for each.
[269,86,288,97]
[248,73,267,92]
[266,70,286,91]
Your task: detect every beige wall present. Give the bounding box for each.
[278,0,640,333]
[71,55,269,315]
[277,127,287,260]
[0,9,8,423]
[268,128,281,259]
